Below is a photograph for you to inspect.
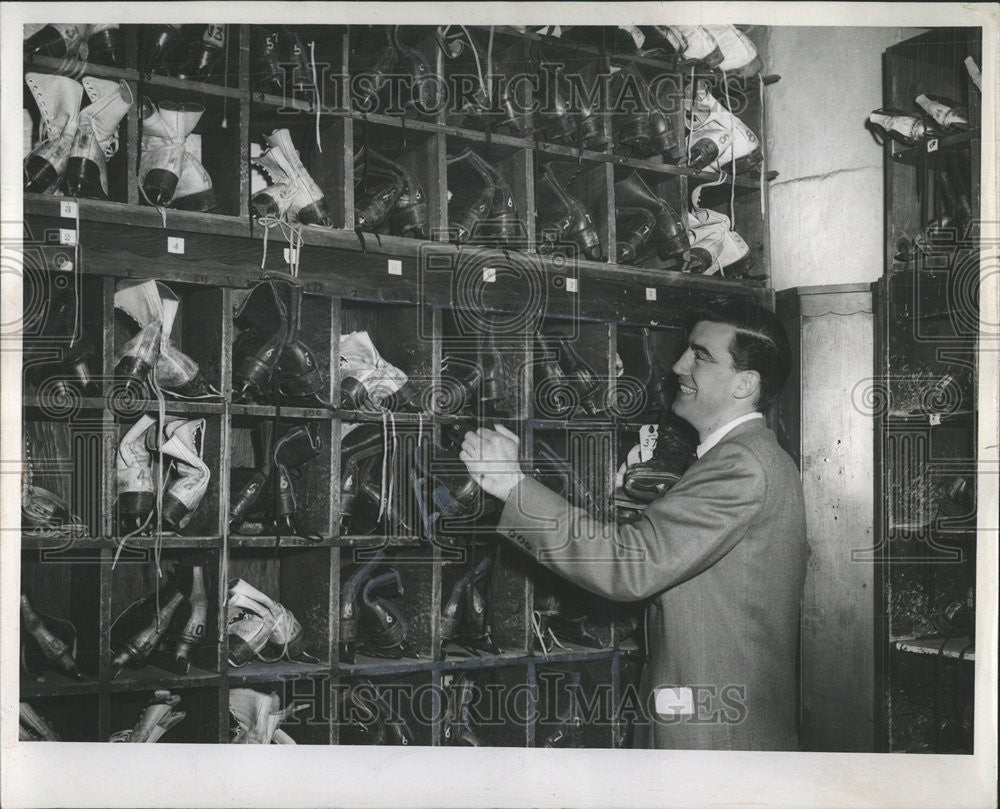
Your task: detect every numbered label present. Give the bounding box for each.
[284,246,299,264]
[388,259,402,276]
[646,287,657,301]
[483,267,496,283]
[566,277,579,293]
[58,228,77,246]
[60,201,78,219]
[167,237,185,254]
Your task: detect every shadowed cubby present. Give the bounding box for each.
[21,550,102,685]
[534,661,616,748]
[19,696,100,742]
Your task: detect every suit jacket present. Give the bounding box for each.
[497,418,807,750]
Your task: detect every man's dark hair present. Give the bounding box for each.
[696,298,792,412]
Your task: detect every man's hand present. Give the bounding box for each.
[459,424,525,502]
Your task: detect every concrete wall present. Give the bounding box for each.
[761,27,925,290]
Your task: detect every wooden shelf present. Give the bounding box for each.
[109,663,223,693]
[20,671,102,699]
[227,660,331,684]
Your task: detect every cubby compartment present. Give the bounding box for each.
[22,416,104,539]
[19,695,100,742]
[531,320,612,421]
[110,686,219,743]
[22,270,105,403]
[22,72,130,202]
[247,25,347,102]
[614,323,687,422]
[608,167,688,271]
[606,60,686,165]
[113,279,224,402]
[449,665,530,747]
[133,24,241,88]
[534,661,615,748]
[347,25,443,120]
[108,550,222,682]
[440,28,533,137]
[230,284,334,408]
[111,412,221,539]
[229,415,332,541]
[533,156,612,262]
[439,542,503,660]
[440,308,529,421]
[529,562,616,654]
[228,678,331,744]
[338,302,434,411]
[337,671,433,746]
[338,545,434,663]
[227,548,333,667]
[444,138,531,249]
[137,83,242,216]
[21,550,101,686]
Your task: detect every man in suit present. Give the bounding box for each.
[459,299,807,750]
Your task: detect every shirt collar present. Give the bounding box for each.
[696,413,764,458]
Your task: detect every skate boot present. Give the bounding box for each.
[663,25,723,68]
[468,152,524,247]
[110,579,186,676]
[609,64,653,156]
[24,24,89,59]
[339,330,408,410]
[228,579,306,662]
[177,24,227,81]
[111,690,185,742]
[867,108,939,147]
[232,280,289,402]
[152,417,210,531]
[536,163,603,261]
[229,421,275,531]
[115,415,156,532]
[703,25,762,77]
[139,98,205,205]
[354,161,405,233]
[270,423,323,539]
[273,280,324,398]
[252,128,333,226]
[65,77,133,199]
[230,689,301,744]
[915,94,969,132]
[615,207,658,265]
[24,73,83,193]
[20,594,83,680]
[140,24,187,76]
[440,557,500,658]
[358,569,415,659]
[86,24,122,66]
[532,333,577,419]
[170,565,208,673]
[339,549,386,662]
[622,409,698,501]
[549,334,604,417]
[614,171,689,260]
[447,148,498,244]
[686,204,750,276]
[170,150,217,211]
[115,280,209,395]
[684,80,762,174]
[227,581,279,667]
[443,674,482,745]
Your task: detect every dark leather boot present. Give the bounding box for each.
[443,674,482,746]
[622,409,697,502]
[441,557,500,658]
[140,24,187,76]
[269,424,323,538]
[358,570,416,659]
[251,27,285,95]
[615,207,657,265]
[467,152,524,248]
[614,171,689,260]
[532,334,576,419]
[536,163,603,261]
[229,422,274,532]
[273,280,324,399]
[233,279,289,402]
[339,550,385,662]
[447,148,496,244]
[392,27,441,115]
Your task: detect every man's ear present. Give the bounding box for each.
[733,370,761,402]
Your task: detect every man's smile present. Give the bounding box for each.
[678,382,696,395]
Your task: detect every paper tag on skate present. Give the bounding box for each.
[654,687,695,716]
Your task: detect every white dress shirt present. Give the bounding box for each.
[696,412,764,458]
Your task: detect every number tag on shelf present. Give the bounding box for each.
[168,237,185,254]
[566,277,578,293]
[58,228,76,246]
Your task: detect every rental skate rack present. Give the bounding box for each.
[20,22,775,747]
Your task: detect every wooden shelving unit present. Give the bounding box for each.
[20,23,774,747]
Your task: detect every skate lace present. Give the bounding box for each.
[531,610,567,657]
[259,216,304,277]
[720,72,737,229]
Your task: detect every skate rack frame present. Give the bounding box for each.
[21,23,776,746]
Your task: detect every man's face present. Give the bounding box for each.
[670,320,745,437]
